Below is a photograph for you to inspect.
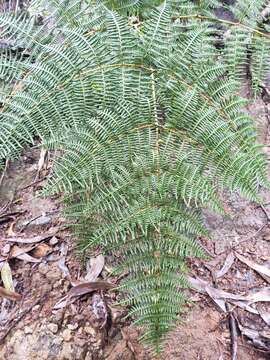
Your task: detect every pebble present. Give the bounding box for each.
[47,323,58,334]
[74,337,87,347]
[24,326,33,334]
[23,215,52,227]
[84,326,96,336]
[49,236,59,246]
[38,263,49,275]
[67,323,78,331]
[53,280,62,289]
[62,329,72,342]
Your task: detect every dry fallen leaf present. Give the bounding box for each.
[1,262,14,292]
[230,300,259,315]
[53,281,115,309]
[10,244,35,258]
[216,253,235,279]
[188,276,247,300]
[259,309,270,326]
[246,287,270,303]
[69,281,115,298]
[15,253,41,263]
[10,245,41,263]
[188,276,270,314]
[85,254,105,282]
[31,243,51,258]
[238,324,270,351]
[235,253,270,283]
[0,286,21,301]
[6,229,59,244]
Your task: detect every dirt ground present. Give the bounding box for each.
[0,98,270,360]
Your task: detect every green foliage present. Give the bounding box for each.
[224,0,270,92]
[0,0,269,353]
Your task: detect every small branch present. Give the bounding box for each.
[227,306,238,360]
[17,177,46,191]
[259,204,270,222]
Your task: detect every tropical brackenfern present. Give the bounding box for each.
[0,0,269,353]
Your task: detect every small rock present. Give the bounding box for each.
[38,263,49,275]
[61,280,69,293]
[62,329,72,342]
[33,215,52,226]
[49,236,59,246]
[24,326,33,334]
[53,281,60,289]
[28,215,52,227]
[74,337,87,347]
[84,326,96,336]
[47,323,58,334]
[67,323,78,331]
[17,216,52,230]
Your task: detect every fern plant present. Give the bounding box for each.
[0,0,269,353]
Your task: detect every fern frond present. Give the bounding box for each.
[0,0,269,353]
[250,35,270,96]
[231,0,267,26]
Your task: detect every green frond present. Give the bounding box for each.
[250,35,270,96]
[0,0,269,353]
[224,27,251,84]
[231,0,267,26]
